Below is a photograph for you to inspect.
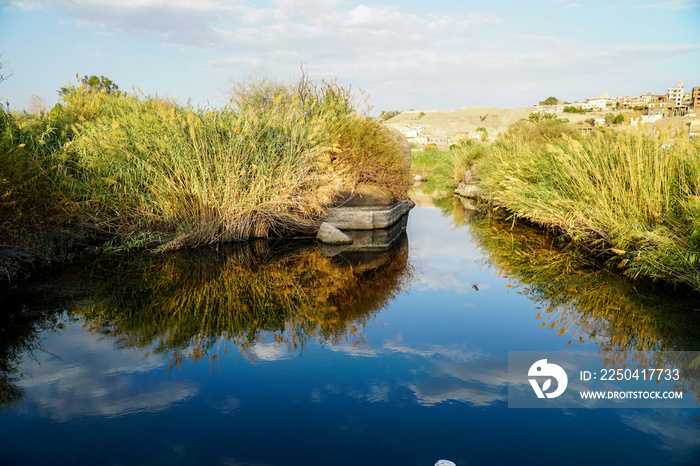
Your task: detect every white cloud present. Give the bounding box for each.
[4,0,699,111]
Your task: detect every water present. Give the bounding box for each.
[1,202,700,465]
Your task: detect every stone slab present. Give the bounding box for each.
[324,199,415,230]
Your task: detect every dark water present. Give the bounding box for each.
[2,202,700,466]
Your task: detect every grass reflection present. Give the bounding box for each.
[443,197,700,397]
[70,237,410,368]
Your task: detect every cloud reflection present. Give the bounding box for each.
[327,335,509,407]
[620,411,700,463]
[16,324,197,421]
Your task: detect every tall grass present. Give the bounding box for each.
[63,92,346,251]
[477,128,700,289]
[0,76,407,255]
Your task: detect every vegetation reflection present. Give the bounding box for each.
[444,197,700,397]
[71,238,410,368]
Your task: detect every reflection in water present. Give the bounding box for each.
[443,196,700,397]
[0,233,410,411]
[1,203,700,465]
[0,299,63,411]
[75,235,409,362]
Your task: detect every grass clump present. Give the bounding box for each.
[0,73,412,286]
[0,74,411,267]
[477,128,700,290]
[62,92,345,251]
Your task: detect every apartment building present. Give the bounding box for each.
[693,87,700,110]
[667,81,684,106]
[648,95,672,115]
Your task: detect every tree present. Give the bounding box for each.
[378,110,400,121]
[539,96,558,106]
[613,114,625,125]
[59,74,120,97]
[563,106,585,114]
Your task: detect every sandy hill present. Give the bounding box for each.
[384,107,535,136]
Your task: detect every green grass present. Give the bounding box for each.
[411,143,489,198]
[477,128,700,290]
[410,118,700,292]
[0,76,411,281]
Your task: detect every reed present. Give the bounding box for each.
[54,77,408,252]
[477,128,700,290]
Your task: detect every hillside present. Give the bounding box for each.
[383,107,535,137]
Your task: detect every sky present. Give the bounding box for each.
[0,0,699,114]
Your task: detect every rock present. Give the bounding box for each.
[318,214,409,258]
[413,174,427,182]
[455,182,484,199]
[316,222,354,245]
[455,163,485,199]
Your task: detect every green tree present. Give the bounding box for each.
[539,96,558,106]
[59,74,120,97]
[378,110,400,121]
[613,114,625,125]
[563,106,585,114]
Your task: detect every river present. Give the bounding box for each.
[1,199,699,465]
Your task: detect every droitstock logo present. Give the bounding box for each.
[528,359,568,399]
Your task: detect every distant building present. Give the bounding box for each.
[618,93,654,109]
[617,96,633,108]
[648,95,673,116]
[582,92,614,110]
[692,87,700,109]
[629,115,663,126]
[667,81,685,107]
[534,104,564,114]
[397,125,425,138]
[427,136,450,148]
[452,131,481,143]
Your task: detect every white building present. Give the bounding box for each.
[582,92,613,110]
[397,125,425,138]
[668,81,684,107]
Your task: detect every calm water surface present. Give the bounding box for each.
[1,202,700,465]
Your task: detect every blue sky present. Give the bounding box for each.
[1,0,699,113]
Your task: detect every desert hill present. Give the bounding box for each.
[383,107,536,137]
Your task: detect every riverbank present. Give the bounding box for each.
[0,76,411,285]
[412,119,700,293]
